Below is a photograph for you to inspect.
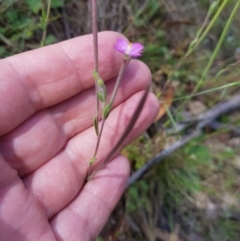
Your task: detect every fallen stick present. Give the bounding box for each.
[127,93,240,188]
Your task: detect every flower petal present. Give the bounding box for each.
[130,43,144,56]
[114,39,128,54]
[114,39,144,57]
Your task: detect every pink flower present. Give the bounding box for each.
[114,39,144,57]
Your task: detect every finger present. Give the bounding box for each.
[0,156,56,241]
[0,31,124,135]
[0,60,150,176]
[51,156,129,241]
[50,155,129,241]
[23,92,159,219]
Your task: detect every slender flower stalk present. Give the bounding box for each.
[91,0,100,136]
[91,0,98,72]
[90,58,129,160]
[92,119,105,158]
[109,58,129,106]
[109,39,144,112]
[88,38,144,176]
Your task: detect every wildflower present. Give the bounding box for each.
[114,39,144,57]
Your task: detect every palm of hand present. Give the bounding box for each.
[0,32,158,241]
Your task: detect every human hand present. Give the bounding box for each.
[0,31,159,241]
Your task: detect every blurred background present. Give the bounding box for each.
[1,0,240,240]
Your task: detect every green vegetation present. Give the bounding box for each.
[1,0,240,240]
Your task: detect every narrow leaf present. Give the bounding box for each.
[103,103,111,119]
[93,116,99,136]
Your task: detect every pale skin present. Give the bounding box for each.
[0,31,159,241]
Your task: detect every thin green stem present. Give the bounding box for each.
[88,88,150,180]
[40,0,52,47]
[93,118,105,159]
[88,104,105,176]
[193,0,240,93]
[171,81,240,102]
[164,1,214,90]
[88,57,129,170]
[164,102,178,132]
[186,0,229,57]
[0,33,14,47]
[109,58,129,106]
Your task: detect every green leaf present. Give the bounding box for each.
[103,103,111,119]
[93,117,99,136]
[89,157,97,166]
[97,85,107,103]
[45,35,57,45]
[97,92,104,102]
[2,0,17,8]
[24,0,43,13]
[40,17,46,31]
[51,0,64,8]
[5,9,19,23]
[92,70,99,80]
[186,144,211,165]
[208,0,219,16]
[97,78,104,87]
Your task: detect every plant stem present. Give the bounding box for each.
[0,33,14,47]
[193,0,240,93]
[91,0,100,126]
[93,118,105,158]
[88,87,150,180]
[40,0,52,47]
[109,58,129,106]
[186,0,229,56]
[91,0,98,72]
[163,0,219,91]
[88,57,129,172]
[88,105,105,176]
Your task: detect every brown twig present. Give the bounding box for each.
[127,93,240,187]
[209,121,240,136]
